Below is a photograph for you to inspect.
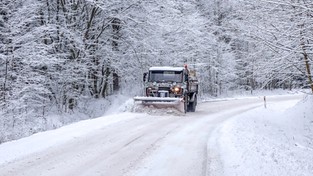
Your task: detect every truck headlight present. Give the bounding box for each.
[172,87,181,94]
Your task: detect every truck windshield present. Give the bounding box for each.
[149,71,183,83]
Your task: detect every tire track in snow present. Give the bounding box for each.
[0,114,183,176]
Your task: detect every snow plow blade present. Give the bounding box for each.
[133,96,185,113]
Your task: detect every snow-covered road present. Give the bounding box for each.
[0,94,305,176]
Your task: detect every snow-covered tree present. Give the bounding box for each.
[1,0,312,143]
[236,0,313,92]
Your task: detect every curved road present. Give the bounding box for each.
[0,95,303,176]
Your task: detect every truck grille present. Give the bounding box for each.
[158,87,170,91]
[158,90,169,97]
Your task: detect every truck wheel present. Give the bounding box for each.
[184,95,188,113]
[189,95,197,112]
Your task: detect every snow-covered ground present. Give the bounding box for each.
[0,92,311,176]
[209,94,313,176]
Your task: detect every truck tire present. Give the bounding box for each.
[184,95,188,113]
[188,95,197,112]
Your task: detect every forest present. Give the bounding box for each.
[0,0,312,143]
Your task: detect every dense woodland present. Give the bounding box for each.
[0,0,312,142]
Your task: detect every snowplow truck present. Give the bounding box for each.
[134,65,198,113]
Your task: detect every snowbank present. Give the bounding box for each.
[216,95,313,176]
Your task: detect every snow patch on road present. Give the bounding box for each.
[214,95,313,176]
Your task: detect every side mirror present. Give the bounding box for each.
[143,72,148,82]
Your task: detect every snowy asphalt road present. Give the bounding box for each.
[0,95,302,176]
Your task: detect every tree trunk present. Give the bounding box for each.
[302,51,313,93]
[3,53,8,103]
[300,24,313,94]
